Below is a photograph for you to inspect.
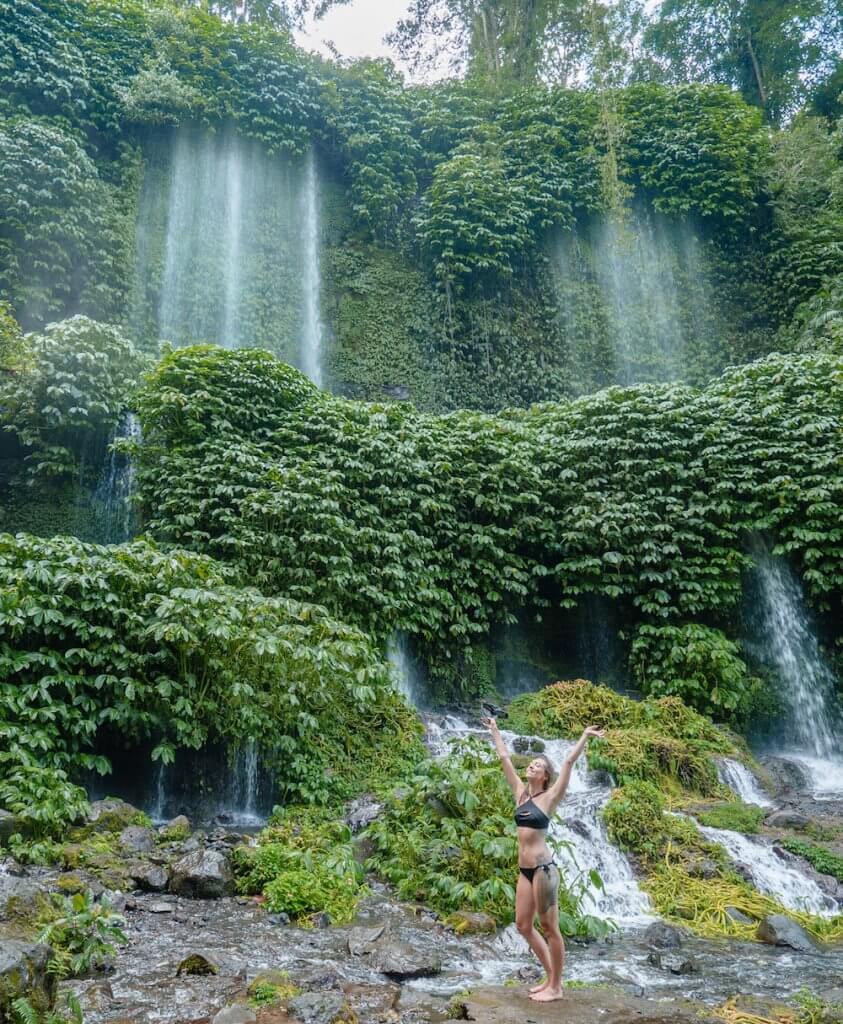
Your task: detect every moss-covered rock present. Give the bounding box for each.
[0,938,56,1020]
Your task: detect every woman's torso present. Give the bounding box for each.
[515,794,553,868]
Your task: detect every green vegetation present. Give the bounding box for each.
[781,838,843,882]
[36,890,127,979]
[366,738,612,938]
[696,802,765,834]
[9,994,83,1024]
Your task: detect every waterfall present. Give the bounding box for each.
[150,761,168,823]
[427,717,652,924]
[387,633,426,708]
[91,412,141,544]
[134,128,323,374]
[300,148,323,387]
[698,825,838,917]
[747,537,839,764]
[716,758,772,808]
[220,740,262,826]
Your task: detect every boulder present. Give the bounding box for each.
[456,986,709,1023]
[128,862,168,893]
[725,906,754,925]
[686,857,719,881]
[86,799,143,833]
[343,982,399,1021]
[757,914,820,952]
[0,939,56,1018]
[176,952,220,976]
[445,910,497,935]
[161,815,191,841]
[119,825,156,855]
[344,796,383,834]
[0,874,47,923]
[169,849,233,898]
[643,921,684,948]
[347,924,386,956]
[287,991,355,1024]
[370,939,441,979]
[212,1007,256,1024]
[765,809,811,830]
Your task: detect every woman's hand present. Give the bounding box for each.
[481,716,500,734]
[581,725,605,740]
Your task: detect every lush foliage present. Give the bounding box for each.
[781,838,843,882]
[0,531,423,811]
[696,801,765,834]
[36,890,127,978]
[131,345,843,697]
[603,779,666,856]
[9,994,83,1024]
[366,738,609,937]
[0,316,145,480]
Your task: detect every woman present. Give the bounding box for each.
[482,716,605,1002]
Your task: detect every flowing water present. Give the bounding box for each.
[131,129,325,385]
[90,412,141,544]
[387,633,427,709]
[220,740,262,827]
[716,758,773,807]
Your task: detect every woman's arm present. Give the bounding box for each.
[546,726,605,809]
[481,717,523,800]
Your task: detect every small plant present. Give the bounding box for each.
[263,866,362,925]
[603,780,666,856]
[10,992,83,1024]
[247,972,300,1008]
[781,838,843,882]
[36,890,127,978]
[697,802,765,835]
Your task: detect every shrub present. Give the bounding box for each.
[603,780,666,856]
[781,839,843,882]
[697,802,765,835]
[262,866,361,925]
[36,890,127,978]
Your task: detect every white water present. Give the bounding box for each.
[698,824,838,917]
[748,537,842,781]
[717,758,773,808]
[387,633,427,709]
[782,754,843,800]
[150,761,168,823]
[225,740,261,826]
[427,717,652,925]
[300,148,323,387]
[91,412,141,543]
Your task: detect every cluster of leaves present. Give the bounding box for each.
[505,680,733,795]
[0,316,146,481]
[0,531,423,815]
[0,759,89,859]
[9,994,83,1024]
[781,838,843,882]
[366,738,608,937]
[36,890,127,979]
[696,801,765,834]
[132,345,843,701]
[0,302,28,372]
[233,807,365,924]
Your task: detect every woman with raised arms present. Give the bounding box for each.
[481,716,604,1002]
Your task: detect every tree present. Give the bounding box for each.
[172,0,350,30]
[644,0,843,124]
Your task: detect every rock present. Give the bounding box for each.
[86,799,144,833]
[725,906,754,925]
[169,849,233,899]
[177,952,220,976]
[564,818,591,840]
[757,914,820,952]
[212,1007,256,1024]
[351,833,375,865]
[148,901,174,913]
[347,923,386,955]
[162,815,191,840]
[423,795,450,820]
[344,796,383,834]
[643,921,684,948]
[445,910,496,935]
[664,954,698,975]
[0,874,46,923]
[298,969,342,991]
[512,736,530,753]
[765,809,811,829]
[178,836,203,854]
[267,912,290,926]
[343,982,399,1020]
[287,991,355,1024]
[0,939,56,1018]
[686,857,719,881]
[128,861,169,892]
[456,985,709,1023]
[119,825,156,855]
[311,911,332,929]
[529,739,545,753]
[371,939,441,979]
[0,811,25,846]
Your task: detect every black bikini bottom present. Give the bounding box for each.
[519,860,556,882]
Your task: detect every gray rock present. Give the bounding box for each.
[344,796,383,833]
[287,991,350,1024]
[176,952,220,976]
[166,815,191,833]
[371,939,442,979]
[686,858,719,881]
[643,921,684,949]
[347,923,386,955]
[765,810,811,829]
[725,906,754,925]
[267,912,290,926]
[128,862,169,892]
[343,981,400,1020]
[86,798,142,832]
[0,874,46,922]
[423,795,450,820]
[212,1007,256,1024]
[0,939,56,1016]
[757,914,820,952]
[119,825,156,855]
[169,848,233,898]
[149,901,175,914]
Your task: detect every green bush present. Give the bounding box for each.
[603,780,666,856]
[36,890,127,979]
[781,839,843,882]
[697,802,765,835]
[263,866,362,925]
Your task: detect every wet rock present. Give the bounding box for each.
[170,849,234,898]
[643,921,684,948]
[351,833,375,865]
[663,954,698,975]
[456,986,709,1023]
[298,968,342,991]
[86,799,143,833]
[287,991,354,1024]
[686,857,719,880]
[564,818,591,840]
[268,912,291,926]
[765,809,811,829]
[119,825,156,855]
[0,874,46,922]
[212,1007,256,1024]
[179,836,204,854]
[445,911,496,935]
[347,923,386,955]
[161,815,191,842]
[371,939,441,979]
[423,795,450,820]
[725,906,754,925]
[345,796,383,834]
[148,901,174,913]
[311,911,332,929]
[0,939,56,1017]
[177,952,220,976]
[343,981,399,1021]
[757,914,820,952]
[512,737,530,753]
[587,769,614,787]
[128,861,169,892]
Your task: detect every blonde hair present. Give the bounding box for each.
[529,753,556,791]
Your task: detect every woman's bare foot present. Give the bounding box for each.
[528,978,548,994]
[529,986,564,1002]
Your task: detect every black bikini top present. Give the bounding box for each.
[514,795,550,830]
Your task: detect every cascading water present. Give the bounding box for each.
[91,412,141,544]
[387,633,426,709]
[222,740,262,826]
[132,129,325,384]
[697,824,838,917]
[716,758,772,808]
[300,148,324,387]
[746,536,842,793]
[149,761,168,823]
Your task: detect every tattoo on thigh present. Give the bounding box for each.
[535,864,559,915]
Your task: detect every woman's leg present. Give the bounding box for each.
[530,865,565,1002]
[515,871,553,986]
